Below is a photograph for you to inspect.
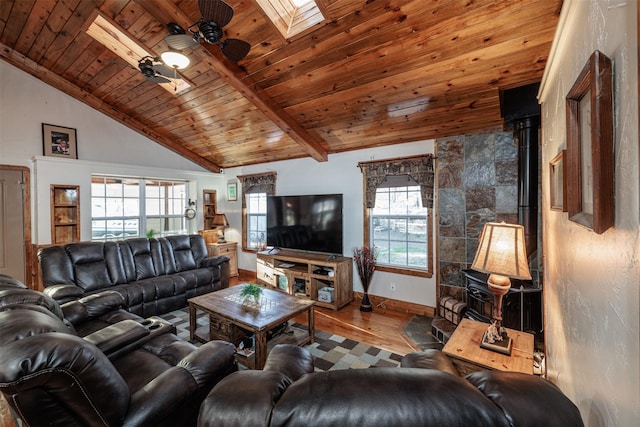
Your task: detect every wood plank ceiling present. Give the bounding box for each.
[0,0,562,172]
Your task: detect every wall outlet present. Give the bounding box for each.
[390,282,396,291]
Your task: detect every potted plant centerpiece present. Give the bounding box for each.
[353,246,376,312]
[239,283,263,306]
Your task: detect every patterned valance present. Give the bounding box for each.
[237,172,277,208]
[358,154,434,209]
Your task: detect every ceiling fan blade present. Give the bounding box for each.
[221,38,251,62]
[153,63,178,77]
[165,34,198,50]
[198,0,234,27]
[145,75,171,84]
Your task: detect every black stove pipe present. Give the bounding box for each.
[500,83,540,260]
[515,116,539,259]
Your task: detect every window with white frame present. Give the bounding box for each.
[370,177,429,270]
[91,176,187,240]
[246,192,267,250]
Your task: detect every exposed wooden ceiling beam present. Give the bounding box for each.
[0,43,223,173]
[136,0,328,162]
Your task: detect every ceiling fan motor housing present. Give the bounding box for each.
[199,21,223,44]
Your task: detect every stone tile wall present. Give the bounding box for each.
[437,131,522,301]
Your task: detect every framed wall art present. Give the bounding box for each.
[565,50,614,234]
[227,181,237,201]
[42,123,78,159]
[549,150,567,212]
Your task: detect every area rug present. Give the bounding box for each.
[158,308,403,371]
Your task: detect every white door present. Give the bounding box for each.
[0,168,26,282]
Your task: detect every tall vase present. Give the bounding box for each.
[360,278,373,312]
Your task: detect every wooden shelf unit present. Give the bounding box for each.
[203,190,217,229]
[257,249,353,310]
[50,184,80,244]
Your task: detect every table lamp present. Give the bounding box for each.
[212,213,230,243]
[471,222,531,355]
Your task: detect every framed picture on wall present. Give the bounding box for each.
[42,123,78,159]
[549,150,566,212]
[565,50,614,234]
[227,182,237,201]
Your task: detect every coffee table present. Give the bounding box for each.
[443,318,534,375]
[188,286,315,369]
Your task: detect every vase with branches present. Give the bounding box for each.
[353,246,376,312]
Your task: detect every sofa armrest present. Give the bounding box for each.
[401,349,460,376]
[200,255,230,268]
[43,284,84,304]
[61,291,126,326]
[199,371,293,427]
[124,340,238,427]
[263,344,314,381]
[83,319,150,357]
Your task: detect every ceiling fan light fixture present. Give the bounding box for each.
[161,50,190,69]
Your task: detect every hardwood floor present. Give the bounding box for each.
[232,272,421,356]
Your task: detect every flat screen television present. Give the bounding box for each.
[266,194,343,255]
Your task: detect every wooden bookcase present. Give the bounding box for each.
[256,249,353,310]
[50,184,80,244]
[203,190,217,229]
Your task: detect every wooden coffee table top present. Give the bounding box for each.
[443,318,534,374]
[188,286,314,332]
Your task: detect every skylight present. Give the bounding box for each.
[255,0,325,40]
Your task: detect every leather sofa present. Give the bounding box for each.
[39,234,229,317]
[199,345,584,427]
[0,274,238,427]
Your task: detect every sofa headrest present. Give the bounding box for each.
[465,371,584,426]
[0,308,74,346]
[0,288,64,319]
[0,274,28,289]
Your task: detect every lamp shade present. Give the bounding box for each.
[471,222,532,280]
[212,213,230,228]
[161,50,190,69]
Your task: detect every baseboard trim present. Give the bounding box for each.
[354,292,435,317]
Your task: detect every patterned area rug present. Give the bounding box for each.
[158,308,403,371]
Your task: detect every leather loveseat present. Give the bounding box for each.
[39,234,229,317]
[199,345,584,427]
[0,274,237,427]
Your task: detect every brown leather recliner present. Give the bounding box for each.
[0,274,237,427]
[199,344,584,427]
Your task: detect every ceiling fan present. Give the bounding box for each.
[164,0,251,62]
[137,56,182,84]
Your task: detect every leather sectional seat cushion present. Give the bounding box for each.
[38,234,230,317]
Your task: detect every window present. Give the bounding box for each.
[238,172,276,251]
[246,192,267,250]
[370,182,429,270]
[91,176,187,240]
[359,155,434,277]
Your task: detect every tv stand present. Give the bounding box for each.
[256,249,353,310]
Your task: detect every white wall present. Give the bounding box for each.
[223,141,437,308]
[1,59,437,308]
[538,1,639,425]
[0,61,225,243]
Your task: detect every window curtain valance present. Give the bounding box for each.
[237,172,277,208]
[358,154,434,209]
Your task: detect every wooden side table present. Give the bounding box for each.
[443,318,534,375]
[206,241,238,277]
